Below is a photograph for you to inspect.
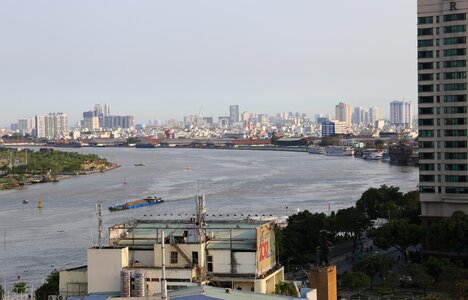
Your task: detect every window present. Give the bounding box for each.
[419,119,434,126]
[207,255,213,272]
[192,251,199,265]
[445,141,467,148]
[444,118,467,125]
[444,37,466,45]
[446,175,468,182]
[418,62,433,70]
[444,48,466,57]
[445,152,468,159]
[445,129,467,136]
[419,130,434,137]
[444,106,467,114]
[419,164,435,171]
[444,95,467,102]
[446,187,468,194]
[444,72,467,79]
[444,13,466,22]
[419,28,434,36]
[444,60,466,68]
[444,83,466,91]
[420,175,435,182]
[418,50,433,58]
[445,164,467,171]
[418,39,433,47]
[418,73,434,81]
[444,25,466,33]
[419,152,435,159]
[419,16,434,24]
[419,96,434,103]
[419,107,434,115]
[170,251,178,264]
[419,141,434,148]
[419,186,435,193]
[419,84,434,92]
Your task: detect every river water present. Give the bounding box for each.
[0,148,418,287]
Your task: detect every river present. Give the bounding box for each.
[0,147,418,288]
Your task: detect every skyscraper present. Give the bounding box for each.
[335,102,352,126]
[390,100,412,125]
[418,0,468,218]
[229,105,240,125]
[34,113,69,139]
[368,107,382,125]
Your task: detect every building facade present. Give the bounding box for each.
[34,113,69,139]
[334,102,352,126]
[229,105,240,125]
[418,0,468,218]
[390,100,412,126]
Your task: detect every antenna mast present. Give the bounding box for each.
[96,202,103,248]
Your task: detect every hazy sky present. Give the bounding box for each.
[0,0,417,127]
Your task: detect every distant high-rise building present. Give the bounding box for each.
[18,118,33,134]
[369,107,382,125]
[390,100,412,125]
[352,107,362,124]
[34,113,69,139]
[229,105,240,125]
[418,0,468,219]
[335,102,352,126]
[218,116,230,128]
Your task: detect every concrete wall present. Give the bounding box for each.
[130,250,154,267]
[87,247,129,294]
[59,268,87,297]
[154,243,205,268]
[233,252,256,274]
[209,250,231,273]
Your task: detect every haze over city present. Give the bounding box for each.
[0,0,416,127]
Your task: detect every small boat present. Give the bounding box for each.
[22,200,29,204]
[308,146,325,154]
[109,196,164,212]
[134,163,145,167]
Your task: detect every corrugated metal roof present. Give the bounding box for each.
[169,286,303,299]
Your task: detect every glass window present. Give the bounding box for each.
[444,13,466,22]
[444,72,467,79]
[418,39,434,47]
[419,16,434,24]
[444,95,467,102]
[444,37,466,45]
[446,187,468,194]
[444,25,466,33]
[444,106,467,114]
[444,83,466,91]
[419,163,435,171]
[420,175,435,182]
[444,48,466,56]
[419,107,434,115]
[418,50,434,58]
[419,186,435,193]
[170,251,178,264]
[444,60,466,68]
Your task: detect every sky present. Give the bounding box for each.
[0,0,417,127]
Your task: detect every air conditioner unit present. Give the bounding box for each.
[57,295,65,300]
[48,295,57,300]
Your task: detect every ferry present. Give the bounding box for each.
[324,146,354,156]
[308,146,325,154]
[362,149,384,160]
[109,196,164,212]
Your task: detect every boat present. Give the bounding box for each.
[134,163,145,167]
[362,149,384,160]
[308,146,325,154]
[109,196,164,212]
[324,146,354,156]
[22,200,29,204]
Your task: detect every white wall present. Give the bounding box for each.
[87,248,129,293]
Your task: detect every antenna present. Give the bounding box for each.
[96,202,103,248]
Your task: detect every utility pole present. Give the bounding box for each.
[96,203,103,248]
[161,231,167,300]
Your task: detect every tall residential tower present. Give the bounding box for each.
[418,0,468,219]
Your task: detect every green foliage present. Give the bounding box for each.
[341,271,371,292]
[401,264,432,293]
[328,206,372,244]
[383,272,400,294]
[275,281,298,296]
[435,264,468,298]
[355,185,421,223]
[423,256,452,282]
[371,219,424,262]
[428,211,468,256]
[0,285,4,300]
[352,254,393,288]
[281,210,328,264]
[12,281,27,294]
[319,135,341,146]
[35,270,59,300]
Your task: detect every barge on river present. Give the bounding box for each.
[109,196,164,212]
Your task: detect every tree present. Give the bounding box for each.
[341,272,370,295]
[12,281,27,294]
[435,264,468,298]
[275,281,298,296]
[371,219,424,262]
[0,285,4,300]
[398,190,421,224]
[428,211,468,256]
[356,185,403,220]
[329,206,371,249]
[401,264,432,294]
[383,272,400,295]
[35,270,59,300]
[352,254,393,289]
[423,256,452,283]
[281,211,328,264]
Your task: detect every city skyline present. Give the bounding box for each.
[0,0,417,127]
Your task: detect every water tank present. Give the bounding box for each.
[134,270,145,297]
[120,270,131,297]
